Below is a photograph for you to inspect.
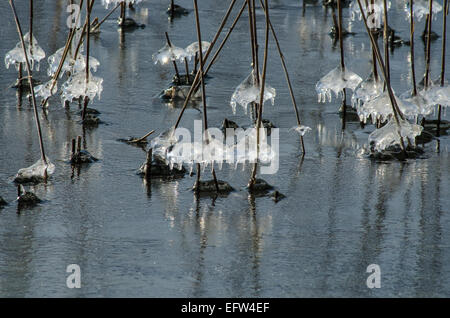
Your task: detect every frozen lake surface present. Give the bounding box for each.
[0,0,449,297]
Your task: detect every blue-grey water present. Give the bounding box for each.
[0,0,449,297]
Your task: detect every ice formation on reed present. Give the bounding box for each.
[351,73,384,108]
[61,71,103,104]
[47,47,100,78]
[152,43,186,65]
[184,41,211,61]
[316,66,362,103]
[5,32,45,71]
[34,80,58,99]
[14,157,56,182]
[368,118,423,152]
[230,70,276,114]
[357,91,420,124]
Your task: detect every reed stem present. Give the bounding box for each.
[173,0,237,130]
[356,0,406,152]
[437,0,448,135]
[258,0,305,154]
[9,0,48,168]
[193,0,219,192]
[249,0,269,188]
[165,32,181,80]
[410,0,417,96]
[424,0,433,90]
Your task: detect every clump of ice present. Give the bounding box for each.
[421,84,450,108]
[14,157,56,183]
[351,73,384,108]
[316,66,363,103]
[61,71,103,105]
[404,0,442,22]
[368,118,423,152]
[152,43,186,65]
[350,0,390,23]
[357,90,418,124]
[101,0,142,9]
[161,128,277,173]
[290,125,312,136]
[4,32,45,71]
[34,80,58,99]
[150,128,177,158]
[400,89,435,117]
[230,70,276,114]
[47,47,100,78]
[184,41,211,61]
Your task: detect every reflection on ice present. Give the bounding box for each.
[404,0,442,22]
[101,0,142,9]
[290,125,312,136]
[350,0,390,24]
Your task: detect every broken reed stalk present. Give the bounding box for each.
[356,0,407,152]
[424,0,433,90]
[437,0,448,135]
[410,0,417,96]
[82,0,94,121]
[92,1,122,32]
[172,0,237,130]
[132,130,155,143]
[337,0,347,121]
[193,0,220,192]
[9,0,48,170]
[258,0,305,154]
[248,0,269,188]
[165,32,181,80]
